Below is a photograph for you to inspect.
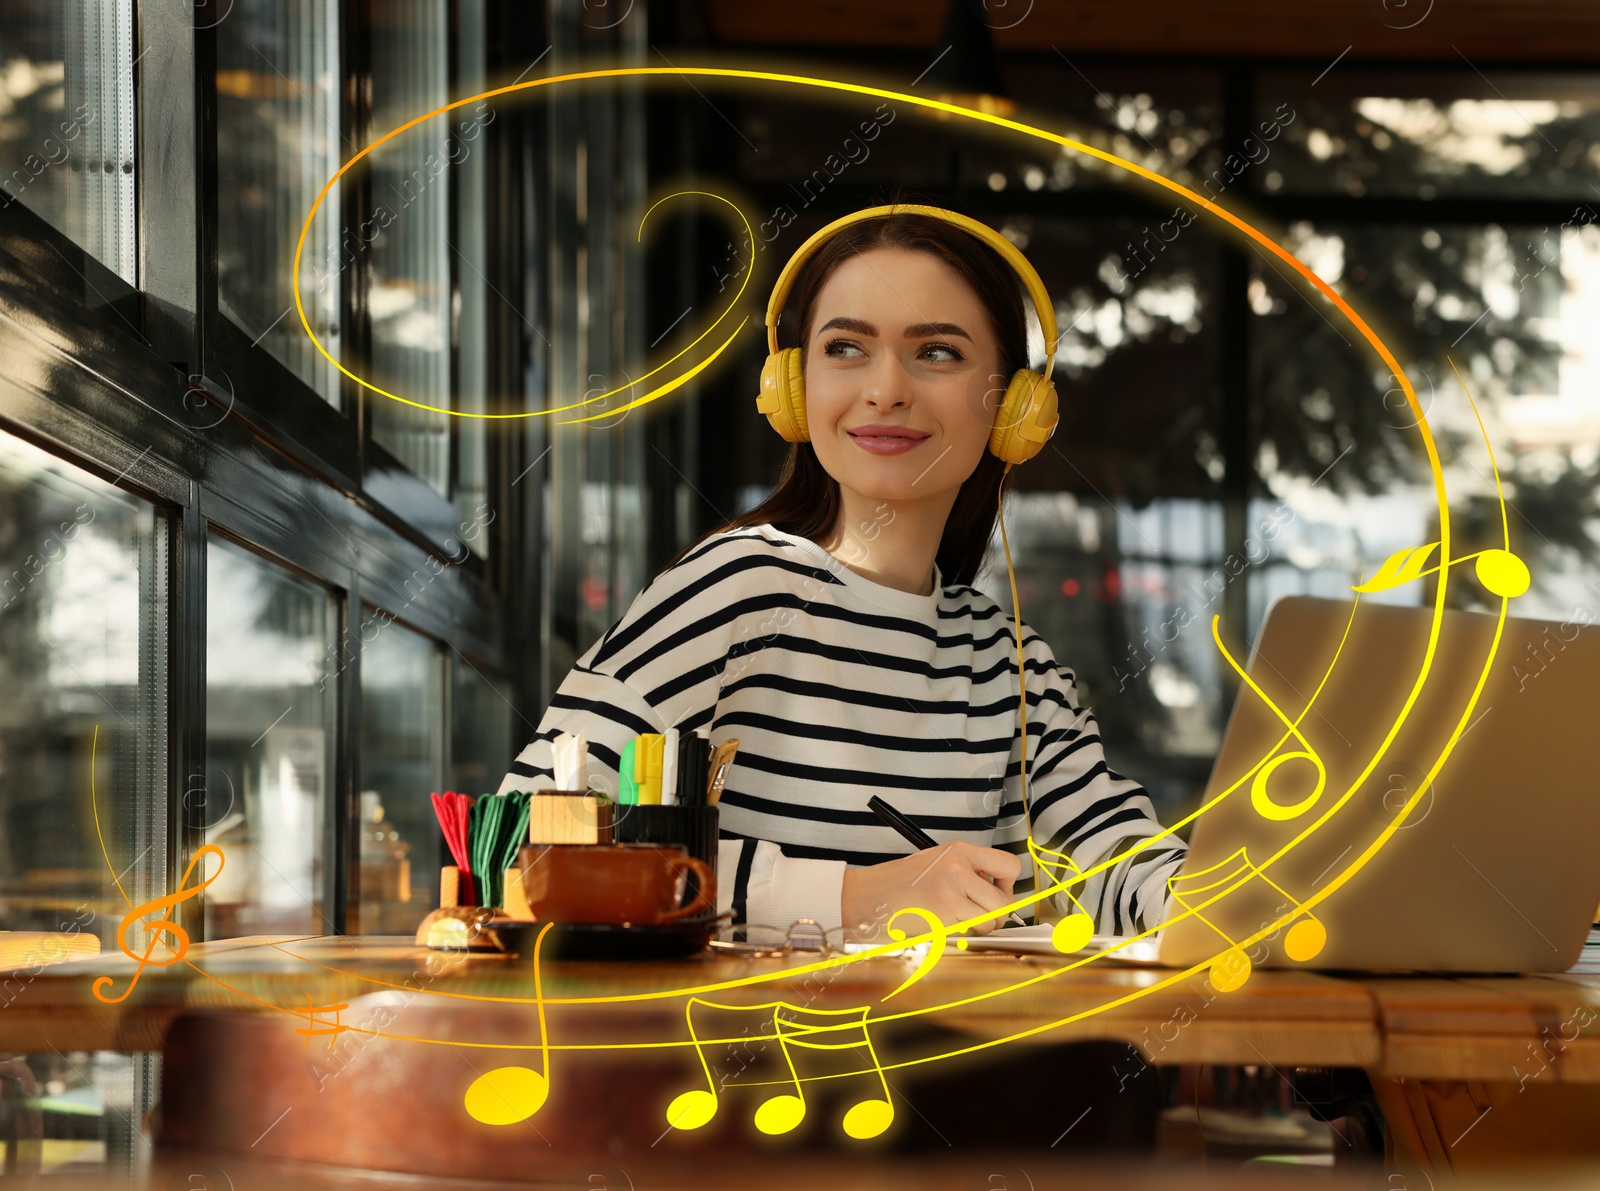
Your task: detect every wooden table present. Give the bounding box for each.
[8,936,1600,1180]
[0,934,1382,1059]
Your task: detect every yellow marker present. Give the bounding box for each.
[635,733,665,805]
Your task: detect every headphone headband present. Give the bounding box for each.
[763,203,1059,385]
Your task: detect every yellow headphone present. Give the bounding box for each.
[757,203,1062,465]
[756,203,1069,926]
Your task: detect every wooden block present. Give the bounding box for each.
[527,793,616,845]
[503,866,534,920]
[441,866,477,908]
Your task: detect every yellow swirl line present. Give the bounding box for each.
[77,72,1507,1069]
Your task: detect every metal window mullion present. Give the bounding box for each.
[112,1,137,283]
[171,495,207,940]
[328,576,358,934]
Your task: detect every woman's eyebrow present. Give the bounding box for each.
[816,316,877,338]
[906,321,972,341]
[816,316,972,341]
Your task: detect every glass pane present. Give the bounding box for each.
[732,66,1223,196]
[450,650,512,797]
[1250,221,1600,634]
[1011,213,1223,499]
[968,62,1224,195]
[18,1050,143,1178]
[204,536,336,938]
[1257,69,1600,200]
[0,429,164,944]
[972,492,1226,824]
[216,0,344,407]
[0,0,136,282]
[366,0,453,497]
[539,7,648,704]
[355,612,442,933]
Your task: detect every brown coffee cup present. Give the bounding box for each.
[516,843,715,926]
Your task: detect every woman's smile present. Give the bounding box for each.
[848,423,932,455]
[850,435,925,455]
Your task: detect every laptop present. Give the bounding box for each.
[1153,594,1600,975]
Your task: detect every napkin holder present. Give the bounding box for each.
[528,789,615,845]
[499,789,616,919]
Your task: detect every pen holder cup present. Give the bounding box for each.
[614,805,719,918]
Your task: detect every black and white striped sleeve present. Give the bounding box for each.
[1019,635,1187,935]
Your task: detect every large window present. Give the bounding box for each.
[366,0,453,493]
[0,429,165,941]
[215,0,345,407]
[355,614,443,934]
[452,648,514,797]
[0,0,573,1177]
[1258,69,1600,200]
[0,426,163,1181]
[204,537,338,938]
[0,0,136,283]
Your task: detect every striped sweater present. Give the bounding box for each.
[498,522,1187,934]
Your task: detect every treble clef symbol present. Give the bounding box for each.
[93,844,225,1004]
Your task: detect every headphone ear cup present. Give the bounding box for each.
[989,370,1061,465]
[757,347,809,442]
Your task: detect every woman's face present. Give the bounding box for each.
[803,248,1005,509]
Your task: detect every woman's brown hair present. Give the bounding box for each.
[659,204,1031,589]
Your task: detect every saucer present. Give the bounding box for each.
[487,912,731,961]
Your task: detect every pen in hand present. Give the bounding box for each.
[867,794,1030,930]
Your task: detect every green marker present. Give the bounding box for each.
[618,738,639,804]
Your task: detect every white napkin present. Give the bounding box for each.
[551,731,588,792]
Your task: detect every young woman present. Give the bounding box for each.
[497,207,1185,939]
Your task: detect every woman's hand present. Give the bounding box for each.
[840,841,1023,937]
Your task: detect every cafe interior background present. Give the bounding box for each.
[1,0,1599,1179]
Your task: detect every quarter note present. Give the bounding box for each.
[1026,837,1097,953]
[461,921,556,1126]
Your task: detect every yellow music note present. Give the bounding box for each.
[93,844,225,1004]
[1026,838,1096,953]
[667,999,895,1139]
[294,993,351,1052]
[1211,618,1327,823]
[461,921,555,1126]
[1353,542,1529,599]
[1166,848,1326,992]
